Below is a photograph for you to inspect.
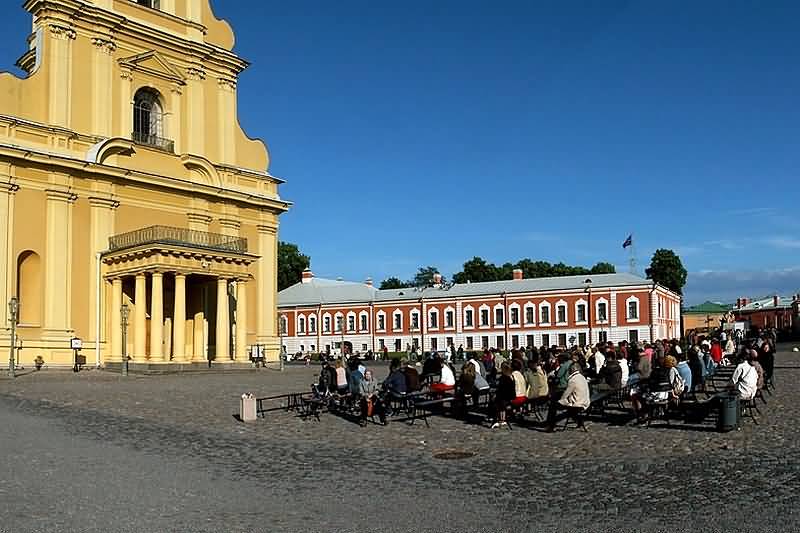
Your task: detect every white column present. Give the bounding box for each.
[110,278,122,360]
[215,277,230,362]
[235,279,248,361]
[133,273,147,361]
[150,272,164,361]
[173,273,186,361]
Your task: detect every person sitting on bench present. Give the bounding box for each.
[358,369,386,426]
[400,359,420,392]
[492,362,516,429]
[525,357,549,401]
[597,352,622,392]
[510,359,528,409]
[545,362,590,432]
[430,355,456,395]
[731,353,758,401]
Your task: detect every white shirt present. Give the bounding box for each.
[594,352,606,375]
[468,358,482,376]
[440,364,456,386]
[619,358,629,386]
[732,361,757,400]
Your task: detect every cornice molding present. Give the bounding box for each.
[91,37,117,54]
[49,23,76,41]
[118,50,186,85]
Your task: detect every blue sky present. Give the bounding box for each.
[2,1,798,304]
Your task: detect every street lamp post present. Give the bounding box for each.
[8,297,19,378]
[120,303,130,376]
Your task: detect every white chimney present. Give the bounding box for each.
[365,277,373,287]
[513,269,523,281]
[301,268,313,284]
[432,273,442,285]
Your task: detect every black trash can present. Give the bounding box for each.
[717,392,739,432]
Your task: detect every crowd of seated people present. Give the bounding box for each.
[310,330,778,429]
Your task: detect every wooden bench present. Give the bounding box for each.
[409,396,455,427]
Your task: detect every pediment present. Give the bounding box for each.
[118,50,185,85]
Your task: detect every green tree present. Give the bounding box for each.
[452,256,501,284]
[277,241,310,291]
[379,277,408,290]
[411,266,445,287]
[645,249,687,294]
[590,262,616,274]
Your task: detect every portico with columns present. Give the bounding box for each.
[103,227,256,366]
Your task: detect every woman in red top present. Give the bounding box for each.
[710,339,723,364]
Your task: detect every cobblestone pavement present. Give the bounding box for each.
[1,346,799,532]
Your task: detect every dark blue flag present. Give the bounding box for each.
[622,235,633,248]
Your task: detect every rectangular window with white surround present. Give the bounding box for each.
[465,309,474,327]
[360,315,368,331]
[628,300,639,320]
[495,308,504,326]
[466,336,473,349]
[525,307,534,324]
[324,316,331,332]
[557,305,567,324]
[348,316,355,332]
[445,310,454,328]
[411,313,419,330]
[429,311,438,329]
[393,313,402,331]
[510,308,519,325]
[540,306,550,325]
[597,302,608,322]
[576,304,586,323]
[377,315,385,331]
[335,316,343,332]
[480,309,489,326]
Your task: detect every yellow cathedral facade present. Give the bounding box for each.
[0,0,289,369]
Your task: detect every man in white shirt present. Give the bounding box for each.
[594,348,606,376]
[619,353,630,387]
[731,358,757,400]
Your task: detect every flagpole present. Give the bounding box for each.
[628,232,637,274]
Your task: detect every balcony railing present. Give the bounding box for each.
[131,131,175,153]
[109,225,248,254]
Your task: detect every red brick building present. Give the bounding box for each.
[733,295,798,332]
[278,269,682,355]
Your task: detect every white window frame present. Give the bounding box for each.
[359,310,369,332]
[297,315,306,335]
[444,306,456,330]
[493,303,505,327]
[626,296,640,323]
[322,312,332,333]
[410,310,420,331]
[392,309,403,332]
[555,299,568,326]
[334,312,344,333]
[508,302,521,327]
[463,305,475,329]
[479,304,491,329]
[279,314,288,335]
[428,307,439,330]
[524,302,536,326]
[375,311,386,332]
[596,297,609,324]
[539,300,551,326]
[308,315,316,334]
[346,311,357,333]
[575,298,588,325]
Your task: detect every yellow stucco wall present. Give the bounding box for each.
[0,0,289,368]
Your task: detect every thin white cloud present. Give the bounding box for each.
[767,236,800,249]
[727,207,778,216]
[684,267,800,305]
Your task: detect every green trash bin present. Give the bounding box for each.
[717,392,739,432]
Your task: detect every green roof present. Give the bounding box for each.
[683,301,732,314]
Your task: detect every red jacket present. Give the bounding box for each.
[710,344,723,363]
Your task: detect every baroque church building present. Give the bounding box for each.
[0,0,289,368]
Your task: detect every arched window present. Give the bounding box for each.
[16,251,41,325]
[133,88,169,149]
